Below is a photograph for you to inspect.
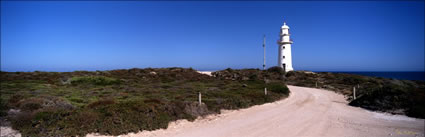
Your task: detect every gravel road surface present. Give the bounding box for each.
[89,85,424,137]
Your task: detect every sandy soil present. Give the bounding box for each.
[0,127,21,137]
[0,117,21,137]
[89,85,424,137]
[197,71,212,76]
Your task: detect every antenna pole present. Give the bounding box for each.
[263,35,267,95]
[263,35,266,70]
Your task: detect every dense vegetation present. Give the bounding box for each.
[0,68,289,137]
[1,67,422,136]
[285,71,425,118]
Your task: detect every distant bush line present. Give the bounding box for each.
[70,76,121,85]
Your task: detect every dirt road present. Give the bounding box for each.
[90,86,424,137]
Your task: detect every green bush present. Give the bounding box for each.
[267,82,289,94]
[267,66,285,75]
[70,76,120,85]
[68,97,85,104]
[225,68,234,73]
[0,97,8,116]
[87,99,115,108]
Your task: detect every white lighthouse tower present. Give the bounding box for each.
[277,20,294,72]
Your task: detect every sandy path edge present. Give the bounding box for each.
[87,85,424,137]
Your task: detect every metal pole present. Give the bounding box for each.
[263,35,266,70]
[263,35,267,95]
[353,87,356,100]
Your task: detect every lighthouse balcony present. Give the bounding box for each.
[277,40,293,44]
[280,33,291,36]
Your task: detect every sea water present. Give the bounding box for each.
[331,72,425,81]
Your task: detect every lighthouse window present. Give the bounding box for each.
[283,56,285,59]
[283,46,285,49]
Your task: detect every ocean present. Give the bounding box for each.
[328,72,425,81]
[200,69,425,81]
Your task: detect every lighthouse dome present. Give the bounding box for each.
[281,22,290,29]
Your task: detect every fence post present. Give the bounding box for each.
[199,92,202,106]
[265,87,268,95]
[353,87,356,100]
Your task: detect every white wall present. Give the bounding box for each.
[278,27,294,72]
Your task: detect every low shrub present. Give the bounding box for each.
[8,94,25,105]
[0,97,8,116]
[70,76,120,86]
[267,66,285,75]
[267,82,289,94]
[87,99,115,108]
[19,101,42,112]
[1,68,290,136]
[225,68,234,73]
[68,97,85,104]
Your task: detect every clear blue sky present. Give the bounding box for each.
[1,1,424,72]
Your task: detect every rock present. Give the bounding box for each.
[242,84,248,87]
[232,74,239,79]
[60,77,71,85]
[242,76,249,81]
[7,109,21,116]
[149,72,157,75]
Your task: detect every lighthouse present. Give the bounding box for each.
[277,20,294,72]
